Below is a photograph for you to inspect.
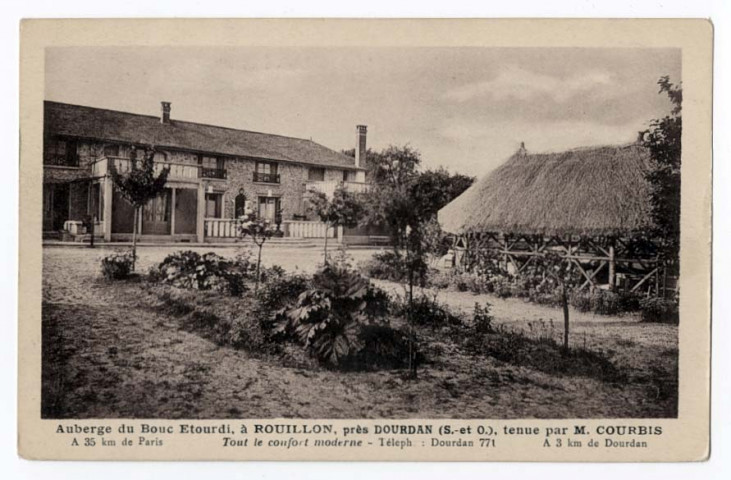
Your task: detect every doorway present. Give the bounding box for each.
[142,189,172,235]
[50,183,70,231]
[258,196,281,221]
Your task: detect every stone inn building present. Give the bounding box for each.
[43,101,368,242]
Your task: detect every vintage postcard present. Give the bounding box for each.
[18,19,712,461]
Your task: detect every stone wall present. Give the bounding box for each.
[324,167,346,183]
[211,159,309,220]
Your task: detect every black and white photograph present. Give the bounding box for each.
[38,44,686,421]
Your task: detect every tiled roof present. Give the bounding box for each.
[44,101,363,170]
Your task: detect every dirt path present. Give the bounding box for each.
[372,280,677,351]
[42,247,678,419]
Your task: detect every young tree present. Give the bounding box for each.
[538,252,581,352]
[108,146,170,271]
[362,146,428,377]
[238,211,276,294]
[361,145,476,376]
[307,186,365,262]
[639,76,682,268]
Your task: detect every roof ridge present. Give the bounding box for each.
[517,142,641,157]
[43,100,343,150]
[44,100,361,168]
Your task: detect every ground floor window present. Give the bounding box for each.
[205,193,223,218]
[258,196,281,221]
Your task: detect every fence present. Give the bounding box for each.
[203,218,335,239]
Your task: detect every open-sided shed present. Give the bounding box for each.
[438,143,675,296]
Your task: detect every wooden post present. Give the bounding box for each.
[336,225,344,244]
[170,187,177,238]
[103,176,113,242]
[608,243,616,290]
[655,266,660,297]
[196,183,206,243]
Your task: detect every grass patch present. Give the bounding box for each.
[466,325,625,383]
[146,284,275,355]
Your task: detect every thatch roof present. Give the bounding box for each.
[438,144,654,237]
[44,101,363,170]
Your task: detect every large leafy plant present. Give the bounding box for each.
[274,257,390,365]
[152,250,247,296]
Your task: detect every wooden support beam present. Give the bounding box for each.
[170,187,176,237]
[630,267,660,293]
[579,261,607,291]
[517,254,537,273]
[506,253,520,273]
[571,259,595,286]
[102,176,113,242]
[196,182,205,243]
[608,244,616,290]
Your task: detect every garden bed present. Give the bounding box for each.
[42,246,678,419]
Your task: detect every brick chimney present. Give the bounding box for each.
[517,141,527,155]
[355,125,367,168]
[161,101,171,124]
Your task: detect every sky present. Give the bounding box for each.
[45,47,681,177]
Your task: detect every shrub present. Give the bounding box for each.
[274,260,393,366]
[617,291,642,312]
[455,272,487,293]
[640,297,679,324]
[150,250,248,296]
[491,277,514,299]
[258,273,311,314]
[569,290,642,316]
[347,324,413,370]
[392,292,462,328]
[359,251,407,283]
[427,270,452,290]
[570,290,592,312]
[472,302,494,334]
[100,250,135,280]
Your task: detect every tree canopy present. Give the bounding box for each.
[640,76,682,264]
[109,146,170,209]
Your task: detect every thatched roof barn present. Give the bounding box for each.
[438,143,670,295]
[438,144,653,237]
